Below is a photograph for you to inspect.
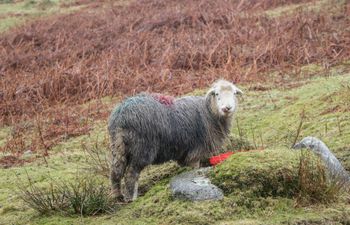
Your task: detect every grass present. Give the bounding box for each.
[211,148,345,207]
[264,0,345,18]
[0,0,132,32]
[210,148,300,198]
[264,0,325,17]
[0,0,84,32]
[0,70,350,224]
[18,174,116,216]
[232,73,350,151]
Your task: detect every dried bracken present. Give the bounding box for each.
[0,0,349,166]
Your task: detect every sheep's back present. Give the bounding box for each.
[109,95,172,142]
[109,95,207,138]
[168,96,209,148]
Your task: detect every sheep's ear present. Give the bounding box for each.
[233,85,243,95]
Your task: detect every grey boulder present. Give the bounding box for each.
[293,136,350,183]
[170,167,223,201]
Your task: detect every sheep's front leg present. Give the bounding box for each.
[187,160,200,169]
[185,149,202,168]
[124,165,141,202]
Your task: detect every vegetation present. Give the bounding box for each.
[0,0,86,32]
[231,74,350,151]
[18,174,116,216]
[1,0,350,224]
[0,72,348,224]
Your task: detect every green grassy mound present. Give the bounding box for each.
[210,149,300,198]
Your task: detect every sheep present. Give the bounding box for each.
[108,79,243,201]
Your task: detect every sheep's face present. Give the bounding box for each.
[208,80,243,117]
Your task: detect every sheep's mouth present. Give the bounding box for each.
[220,110,234,117]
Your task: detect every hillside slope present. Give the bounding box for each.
[0,73,349,225]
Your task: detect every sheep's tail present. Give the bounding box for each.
[110,128,127,197]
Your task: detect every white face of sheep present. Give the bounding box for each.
[208,81,243,117]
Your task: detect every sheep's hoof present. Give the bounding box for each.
[109,191,124,202]
[122,192,135,203]
[123,196,134,203]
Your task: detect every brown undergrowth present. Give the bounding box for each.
[0,100,111,168]
[0,0,349,166]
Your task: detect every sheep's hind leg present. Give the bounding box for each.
[124,164,141,202]
[110,129,127,200]
[123,141,156,202]
[110,166,125,199]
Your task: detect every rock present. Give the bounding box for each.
[22,150,33,159]
[293,136,350,183]
[170,167,224,201]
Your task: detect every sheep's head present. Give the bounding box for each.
[206,79,243,117]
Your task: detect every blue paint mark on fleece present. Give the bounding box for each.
[113,96,146,115]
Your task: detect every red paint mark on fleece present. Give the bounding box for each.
[151,93,175,106]
[210,149,264,166]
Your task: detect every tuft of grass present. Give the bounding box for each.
[18,174,117,216]
[18,175,70,214]
[296,150,345,205]
[65,176,116,216]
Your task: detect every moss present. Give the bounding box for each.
[210,148,300,198]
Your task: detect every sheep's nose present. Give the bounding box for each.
[222,106,232,112]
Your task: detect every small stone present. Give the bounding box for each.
[170,167,223,201]
[22,150,33,158]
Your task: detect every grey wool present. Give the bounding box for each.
[108,80,242,201]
